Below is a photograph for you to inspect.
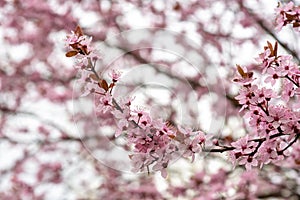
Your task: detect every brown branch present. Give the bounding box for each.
[278,133,299,153]
[203,146,235,153]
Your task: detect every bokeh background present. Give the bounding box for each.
[1,0,300,199]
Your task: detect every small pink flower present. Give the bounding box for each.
[264,68,280,86]
[275,2,300,31]
[275,2,295,14]
[239,155,258,170]
[275,15,285,31]
[231,136,256,154]
[255,49,274,73]
[129,107,152,128]
[110,69,122,82]
[153,161,168,178]
[228,150,242,167]
[281,80,295,102]
[111,108,130,137]
[235,85,259,110]
[97,93,113,113]
[265,105,292,129]
[277,55,297,76]
[257,139,278,167]
[65,31,83,45]
[130,153,150,173]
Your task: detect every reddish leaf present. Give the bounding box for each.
[274,42,278,57]
[75,25,84,37]
[99,79,109,91]
[236,65,246,78]
[286,13,295,20]
[168,134,176,139]
[293,22,300,27]
[173,2,181,10]
[267,41,274,56]
[65,51,78,57]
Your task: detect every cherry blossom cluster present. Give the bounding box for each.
[101,94,206,178]
[275,1,300,31]
[66,26,206,178]
[231,41,300,170]
[66,23,300,176]
[256,41,300,100]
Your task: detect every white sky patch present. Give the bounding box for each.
[125,29,152,45]
[0,142,24,170]
[72,7,101,28]
[124,9,151,28]
[7,43,33,63]
[197,95,212,132]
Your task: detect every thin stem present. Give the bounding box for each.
[203,146,235,153]
[87,58,101,81]
[278,134,299,153]
[285,75,299,87]
[249,140,264,156]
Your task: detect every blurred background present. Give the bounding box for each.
[0,0,300,199]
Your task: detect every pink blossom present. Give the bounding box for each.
[5,0,300,198]
[275,2,300,31]
[130,153,151,173]
[231,136,257,154]
[129,107,152,128]
[277,55,298,76]
[257,139,277,167]
[152,155,169,178]
[97,93,113,113]
[153,121,177,138]
[65,31,84,45]
[264,68,280,86]
[275,14,285,31]
[265,105,292,129]
[77,70,106,96]
[239,155,258,170]
[276,2,295,13]
[235,83,277,115]
[109,69,122,82]
[235,85,256,109]
[255,49,275,73]
[281,80,295,102]
[228,150,241,167]
[177,127,205,162]
[111,108,130,137]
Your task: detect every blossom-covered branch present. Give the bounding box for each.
[66,24,300,176]
[230,40,300,170]
[65,26,207,178]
